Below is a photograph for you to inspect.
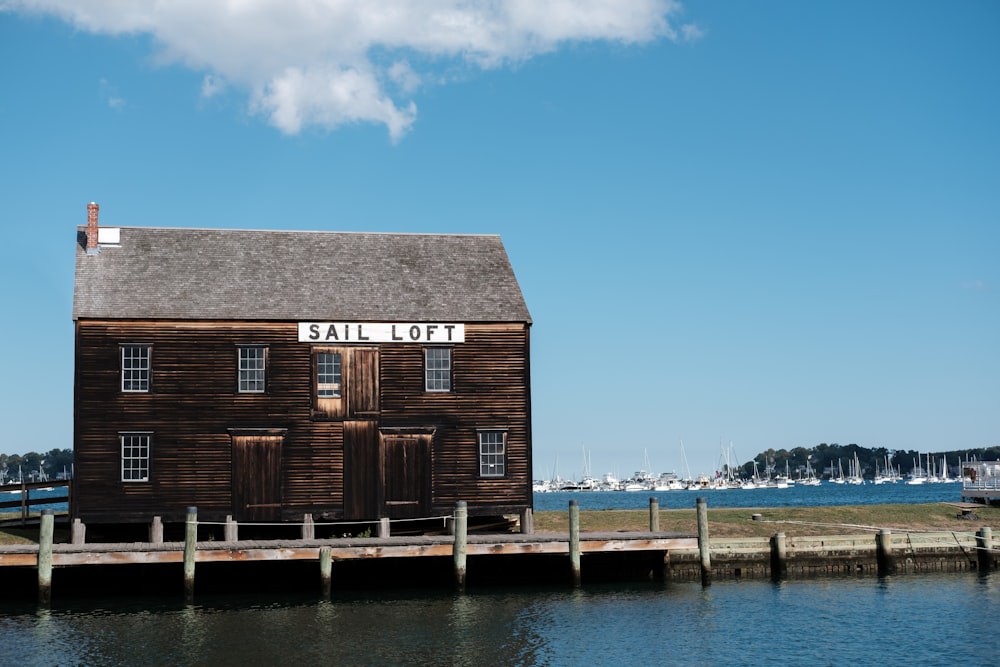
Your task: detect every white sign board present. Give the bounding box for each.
[298,322,465,344]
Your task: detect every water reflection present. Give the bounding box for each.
[3,574,999,666]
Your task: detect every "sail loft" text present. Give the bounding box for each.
[298,322,465,344]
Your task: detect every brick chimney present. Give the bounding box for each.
[86,202,100,254]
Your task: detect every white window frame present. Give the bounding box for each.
[238,346,267,393]
[317,351,342,398]
[121,345,150,392]
[121,432,151,482]
[478,429,507,478]
[424,346,452,392]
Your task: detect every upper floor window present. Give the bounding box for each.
[238,346,267,393]
[121,345,150,392]
[424,347,452,392]
[317,351,342,398]
[121,432,151,482]
[478,430,507,478]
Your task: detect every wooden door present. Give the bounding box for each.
[381,434,432,519]
[231,434,283,522]
[344,420,379,520]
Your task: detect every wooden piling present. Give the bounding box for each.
[302,514,315,540]
[696,497,711,586]
[319,546,333,598]
[569,499,581,587]
[150,516,163,544]
[71,518,86,545]
[225,515,238,542]
[453,501,468,591]
[649,497,659,533]
[876,529,896,575]
[520,507,534,535]
[378,517,391,538]
[977,527,994,572]
[771,532,787,580]
[38,509,54,604]
[183,507,197,601]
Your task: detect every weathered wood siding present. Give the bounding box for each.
[74,320,531,524]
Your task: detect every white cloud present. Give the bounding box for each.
[3,0,698,138]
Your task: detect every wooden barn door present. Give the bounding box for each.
[231,433,283,522]
[344,420,379,520]
[381,433,432,519]
[342,347,382,520]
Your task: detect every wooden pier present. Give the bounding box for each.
[2,500,997,602]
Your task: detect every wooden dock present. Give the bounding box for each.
[2,499,997,602]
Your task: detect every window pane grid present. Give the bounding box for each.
[479,430,506,477]
[121,346,150,392]
[425,347,452,392]
[121,434,150,482]
[239,347,266,393]
[317,352,342,397]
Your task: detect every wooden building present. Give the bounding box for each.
[72,203,533,529]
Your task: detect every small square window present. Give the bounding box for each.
[478,430,506,478]
[121,346,150,392]
[425,347,452,392]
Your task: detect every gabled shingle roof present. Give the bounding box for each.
[73,227,531,323]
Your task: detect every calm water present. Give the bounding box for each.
[3,482,994,666]
[2,574,999,666]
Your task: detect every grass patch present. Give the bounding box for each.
[532,503,1000,538]
[2,504,997,544]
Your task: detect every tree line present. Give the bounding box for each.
[740,443,1000,480]
[0,449,74,483]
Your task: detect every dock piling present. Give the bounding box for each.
[38,509,54,604]
[71,518,86,545]
[770,532,787,580]
[453,501,468,591]
[977,527,994,572]
[649,497,659,532]
[150,516,163,544]
[696,497,711,586]
[225,515,238,542]
[183,507,197,601]
[569,499,581,587]
[319,546,333,598]
[520,507,534,535]
[302,514,315,540]
[378,517,391,538]
[876,529,896,575]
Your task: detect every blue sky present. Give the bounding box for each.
[1,1,997,480]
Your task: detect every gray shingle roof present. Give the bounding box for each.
[73,227,531,323]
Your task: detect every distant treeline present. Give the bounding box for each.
[740,443,1000,479]
[0,448,74,483]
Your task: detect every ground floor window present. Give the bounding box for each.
[478,429,507,478]
[121,432,151,482]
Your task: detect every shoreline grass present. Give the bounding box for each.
[2,503,997,545]
[531,502,1000,538]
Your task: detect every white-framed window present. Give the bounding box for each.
[424,347,452,392]
[238,346,267,393]
[121,345,150,392]
[478,429,507,478]
[317,351,342,398]
[121,432,151,482]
